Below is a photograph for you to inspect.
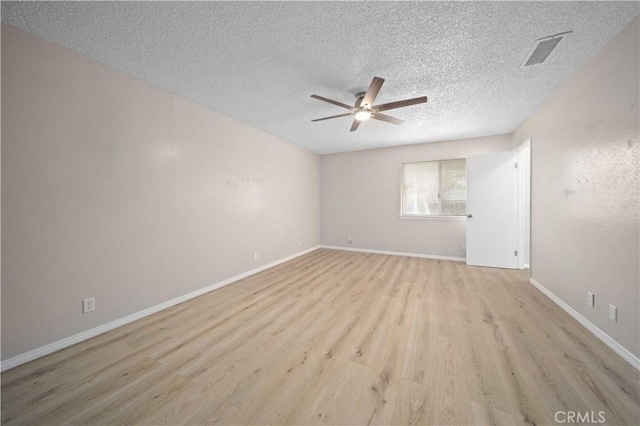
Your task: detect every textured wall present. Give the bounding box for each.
[320,135,511,258]
[512,16,639,357]
[1,25,319,360]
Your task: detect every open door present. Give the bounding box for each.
[466,152,518,268]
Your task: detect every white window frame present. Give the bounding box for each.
[400,158,467,219]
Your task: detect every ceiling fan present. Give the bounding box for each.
[310,76,427,132]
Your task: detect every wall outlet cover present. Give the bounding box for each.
[83,297,95,313]
[609,304,617,322]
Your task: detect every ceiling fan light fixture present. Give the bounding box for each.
[354,110,372,121]
[310,77,427,131]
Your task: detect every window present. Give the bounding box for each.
[401,158,467,216]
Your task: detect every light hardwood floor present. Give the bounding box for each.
[2,249,639,425]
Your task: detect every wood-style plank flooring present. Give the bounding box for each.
[2,249,639,425]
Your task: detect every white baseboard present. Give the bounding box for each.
[529,277,639,371]
[320,245,466,262]
[524,263,530,269]
[1,246,321,372]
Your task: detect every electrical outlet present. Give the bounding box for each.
[609,304,617,322]
[253,252,258,261]
[587,291,594,307]
[461,243,467,251]
[83,297,95,313]
[348,236,352,244]
[298,240,301,247]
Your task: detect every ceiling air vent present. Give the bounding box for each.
[522,31,572,67]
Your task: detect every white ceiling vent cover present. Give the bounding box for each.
[522,31,572,67]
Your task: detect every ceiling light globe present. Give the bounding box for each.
[354,110,372,121]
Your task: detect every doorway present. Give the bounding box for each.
[465,143,531,270]
[516,139,531,270]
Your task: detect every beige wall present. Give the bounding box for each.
[1,25,319,360]
[512,16,639,357]
[320,135,511,257]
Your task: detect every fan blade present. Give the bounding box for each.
[374,96,428,112]
[349,119,361,132]
[311,112,353,122]
[361,77,385,107]
[372,112,404,125]
[310,94,353,110]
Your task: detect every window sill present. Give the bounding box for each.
[400,215,467,221]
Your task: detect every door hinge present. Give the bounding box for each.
[515,162,518,168]
[515,250,518,256]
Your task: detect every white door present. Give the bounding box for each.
[466,152,518,268]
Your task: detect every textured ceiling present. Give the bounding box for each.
[2,2,638,154]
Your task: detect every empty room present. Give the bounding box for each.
[1,1,638,425]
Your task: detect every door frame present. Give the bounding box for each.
[515,138,531,270]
